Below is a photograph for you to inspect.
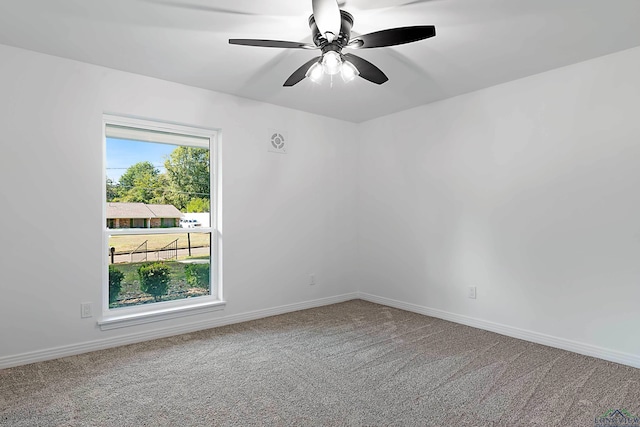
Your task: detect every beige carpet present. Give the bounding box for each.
[1,300,639,426]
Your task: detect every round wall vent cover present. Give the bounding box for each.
[271,133,285,150]
[268,129,288,154]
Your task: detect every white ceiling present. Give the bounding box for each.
[1,0,639,122]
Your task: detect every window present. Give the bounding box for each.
[161,218,176,228]
[100,115,223,330]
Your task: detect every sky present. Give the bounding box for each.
[106,138,177,182]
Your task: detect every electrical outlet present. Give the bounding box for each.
[309,274,316,286]
[468,287,477,299]
[81,302,92,318]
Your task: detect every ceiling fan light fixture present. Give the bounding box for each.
[341,59,359,83]
[321,50,342,75]
[231,1,436,88]
[306,61,325,84]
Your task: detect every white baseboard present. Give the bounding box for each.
[357,292,640,369]
[0,293,359,370]
[4,292,638,370]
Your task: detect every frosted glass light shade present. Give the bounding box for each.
[322,51,342,75]
[341,60,359,83]
[306,61,324,84]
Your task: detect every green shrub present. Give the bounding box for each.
[138,262,171,301]
[184,263,210,289]
[108,265,125,304]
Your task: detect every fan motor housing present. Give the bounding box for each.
[309,10,354,49]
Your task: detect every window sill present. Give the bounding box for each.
[97,300,226,331]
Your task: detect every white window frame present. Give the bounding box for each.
[99,114,224,330]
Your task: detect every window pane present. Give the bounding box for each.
[106,138,210,229]
[107,232,212,308]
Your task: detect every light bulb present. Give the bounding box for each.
[306,61,324,84]
[341,60,359,83]
[322,51,342,75]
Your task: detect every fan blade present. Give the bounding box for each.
[349,26,435,49]
[338,0,440,10]
[229,39,317,49]
[402,0,441,6]
[283,57,322,87]
[343,53,388,84]
[146,0,259,16]
[312,0,341,37]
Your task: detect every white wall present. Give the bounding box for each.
[0,44,359,363]
[358,46,640,360]
[2,41,640,369]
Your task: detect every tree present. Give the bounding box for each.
[164,147,210,211]
[149,174,172,205]
[106,177,120,202]
[119,161,157,189]
[115,161,161,204]
[186,197,210,213]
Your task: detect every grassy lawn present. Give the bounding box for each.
[109,232,210,254]
[110,259,211,308]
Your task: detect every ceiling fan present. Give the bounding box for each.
[229,0,436,86]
